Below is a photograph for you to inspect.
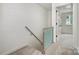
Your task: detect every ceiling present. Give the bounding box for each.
[38,3,52,10]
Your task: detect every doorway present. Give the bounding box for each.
[56,4,73,48]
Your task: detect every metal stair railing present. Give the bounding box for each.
[25,26,45,54]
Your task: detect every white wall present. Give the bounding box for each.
[47,10,52,27]
[0,3,48,54]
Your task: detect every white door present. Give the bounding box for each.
[56,4,74,48]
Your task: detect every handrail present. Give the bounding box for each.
[25,26,43,45]
[25,26,45,54]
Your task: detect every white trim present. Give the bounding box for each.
[73,4,78,48]
[77,3,79,50]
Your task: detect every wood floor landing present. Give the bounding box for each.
[9,46,42,55]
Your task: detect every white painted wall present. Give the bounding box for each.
[47,10,52,27]
[0,3,48,54]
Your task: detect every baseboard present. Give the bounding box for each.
[1,44,29,55]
